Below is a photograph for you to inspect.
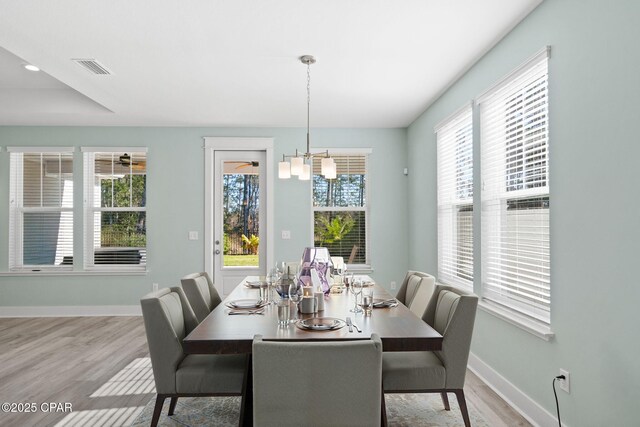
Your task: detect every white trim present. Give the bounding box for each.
[204,144,214,285]
[0,305,141,317]
[80,147,148,153]
[0,270,147,276]
[203,137,275,297]
[313,147,373,154]
[203,137,274,150]
[82,150,148,271]
[7,146,75,153]
[346,265,373,274]
[476,46,550,103]
[468,352,562,427]
[433,101,473,133]
[309,150,372,267]
[479,301,555,341]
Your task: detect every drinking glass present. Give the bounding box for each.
[288,282,302,322]
[259,281,268,303]
[362,287,374,316]
[350,277,363,313]
[277,299,290,326]
[334,264,344,286]
[345,271,354,288]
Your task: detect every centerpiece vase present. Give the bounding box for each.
[298,247,333,295]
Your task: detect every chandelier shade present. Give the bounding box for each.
[290,156,304,176]
[278,160,291,179]
[299,163,311,181]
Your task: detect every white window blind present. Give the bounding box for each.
[312,153,368,266]
[83,150,147,270]
[436,104,473,289]
[9,149,74,271]
[479,49,550,324]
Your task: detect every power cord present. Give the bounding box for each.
[553,375,565,427]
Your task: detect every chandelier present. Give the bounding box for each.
[278,55,336,180]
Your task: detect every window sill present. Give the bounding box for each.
[0,270,148,277]
[478,301,555,341]
[346,264,373,274]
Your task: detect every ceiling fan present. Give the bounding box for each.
[227,161,259,170]
[96,153,146,172]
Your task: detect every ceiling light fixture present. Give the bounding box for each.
[24,64,40,72]
[279,55,336,181]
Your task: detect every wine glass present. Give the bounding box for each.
[350,277,363,313]
[288,282,302,322]
[274,262,283,277]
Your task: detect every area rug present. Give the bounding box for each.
[131,394,489,427]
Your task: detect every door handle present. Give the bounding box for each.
[215,249,221,255]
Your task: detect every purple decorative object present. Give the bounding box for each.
[299,247,333,295]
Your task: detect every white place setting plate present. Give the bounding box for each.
[295,317,346,331]
[373,298,398,308]
[225,299,265,309]
[244,280,267,289]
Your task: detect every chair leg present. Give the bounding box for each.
[440,392,451,410]
[453,389,471,427]
[239,354,253,427]
[168,397,178,416]
[381,390,388,427]
[150,395,166,427]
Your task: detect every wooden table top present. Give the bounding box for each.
[183,276,443,354]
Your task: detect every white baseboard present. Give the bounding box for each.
[468,352,562,427]
[0,305,141,317]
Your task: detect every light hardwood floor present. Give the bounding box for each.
[0,316,531,427]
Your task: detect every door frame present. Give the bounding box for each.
[203,137,274,296]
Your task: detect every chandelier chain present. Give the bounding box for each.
[307,61,311,105]
[306,62,311,138]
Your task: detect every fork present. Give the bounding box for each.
[351,321,362,333]
[346,316,353,332]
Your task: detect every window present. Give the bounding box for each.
[83,149,147,270]
[478,48,550,325]
[8,147,74,271]
[436,104,473,289]
[312,152,369,266]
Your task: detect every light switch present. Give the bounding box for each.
[281,230,291,240]
[188,231,199,240]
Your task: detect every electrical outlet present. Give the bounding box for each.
[558,369,570,393]
[188,231,199,240]
[152,283,158,292]
[281,230,291,239]
[390,281,397,290]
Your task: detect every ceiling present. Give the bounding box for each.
[0,0,542,128]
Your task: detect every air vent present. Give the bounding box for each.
[72,58,112,75]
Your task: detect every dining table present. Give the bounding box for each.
[182,275,443,426]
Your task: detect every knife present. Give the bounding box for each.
[346,316,353,332]
[228,309,264,315]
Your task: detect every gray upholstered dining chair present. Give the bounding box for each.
[395,270,436,318]
[140,287,248,427]
[181,271,222,323]
[382,284,478,427]
[252,334,383,427]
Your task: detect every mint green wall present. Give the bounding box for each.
[407,1,640,426]
[0,126,408,305]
